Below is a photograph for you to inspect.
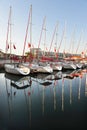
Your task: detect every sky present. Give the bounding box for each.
[0,0,87,55]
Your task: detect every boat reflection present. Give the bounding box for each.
[1,68,87,129]
[43,71,62,80]
[85,73,87,96]
[4,72,32,128]
[30,73,52,86]
[63,69,84,79]
[5,72,32,89]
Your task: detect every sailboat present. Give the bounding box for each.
[39,22,63,71]
[49,22,63,71]
[4,6,30,75]
[4,63,30,75]
[23,15,53,74]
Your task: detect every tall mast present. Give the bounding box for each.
[38,16,46,49]
[37,16,46,59]
[57,23,65,54]
[63,21,67,53]
[10,6,12,56]
[23,5,32,56]
[5,6,11,56]
[68,25,76,55]
[30,5,32,48]
[43,18,46,56]
[75,31,83,54]
[49,22,58,53]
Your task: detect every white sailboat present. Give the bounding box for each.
[4,63,30,75]
[4,7,30,75]
[22,15,53,74]
[62,61,77,70]
[36,64,53,73]
[50,62,62,71]
[23,62,53,73]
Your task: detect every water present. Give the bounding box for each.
[0,69,87,129]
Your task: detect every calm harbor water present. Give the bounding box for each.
[0,69,87,129]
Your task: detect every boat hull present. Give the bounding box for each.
[4,63,30,75]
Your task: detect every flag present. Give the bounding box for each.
[28,43,31,48]
[13,44,16,49]
[7,44,9,49]
[54,48,56,52]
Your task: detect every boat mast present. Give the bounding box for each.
[5,6,12,57]
[23,5,32,56]
[30,5,32,50]
[75,31,83,54]
[10,6,12,56]
[57,23,65,55]
[38,16,46,49]
[68,25,76,55]
[62,21,67,58]
[43,18,46,56]
[49,22,58,53]
[37,16,46,59]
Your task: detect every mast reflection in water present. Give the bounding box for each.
[0,69,87,129]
